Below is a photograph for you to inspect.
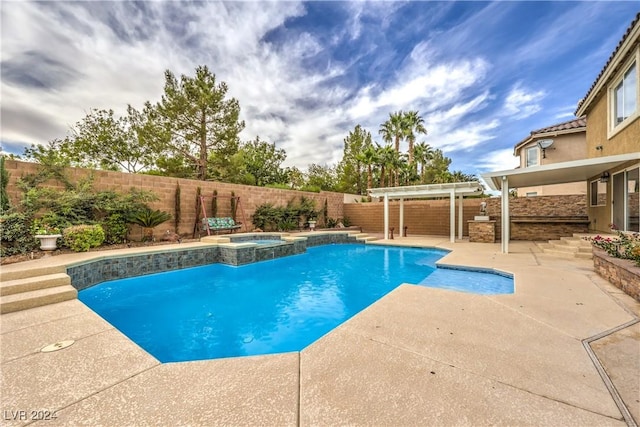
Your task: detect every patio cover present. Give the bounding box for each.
[481,152,640,253]
[368,182,484,243]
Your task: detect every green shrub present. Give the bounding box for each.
[0,213,37,256]
[101,213,128,244]
[63,224,105,252]
[341,216,352,227]
[326,217,338,228]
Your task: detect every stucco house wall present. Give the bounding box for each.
[515,126,587,197]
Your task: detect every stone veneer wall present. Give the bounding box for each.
[67,232,361,291]
[469,221,496,243]
[592,249,640,301]
[5,160,346,240]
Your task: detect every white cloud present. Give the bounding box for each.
[502,83,546,119]
[477,148,520,173]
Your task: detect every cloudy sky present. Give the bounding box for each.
[1,1,638,177]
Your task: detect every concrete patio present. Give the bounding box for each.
[1,237,639,426]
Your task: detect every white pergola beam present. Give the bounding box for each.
[369,181,484,243]
[450,189,455,243]
[384,193,389,240]
[501,176,509,253]
[458,194,463,240]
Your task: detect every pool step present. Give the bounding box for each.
[0,273,76,314]
[0,265,67,282]
[0,284,77,314]
[353,233,378,242]
[1,272,71,296]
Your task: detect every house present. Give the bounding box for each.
[483,12,640,252]
[513,116,587,197]
[574,13,640,234]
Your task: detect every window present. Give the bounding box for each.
[609,53,639,136]
[525,146,538,167]
[614,62,637,125]
[590,180,606,206]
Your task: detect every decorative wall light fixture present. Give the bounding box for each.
[600,171,610,183]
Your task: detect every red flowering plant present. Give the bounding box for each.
[584,227,640,266]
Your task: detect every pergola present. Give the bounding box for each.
[482,152,640,253]
[368,182,484,243]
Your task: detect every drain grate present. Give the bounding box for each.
[41,340,75,353]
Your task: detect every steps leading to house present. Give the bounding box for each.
[0,269,76,314]
[538,235,593,259]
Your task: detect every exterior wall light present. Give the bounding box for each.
[600,171,610,183]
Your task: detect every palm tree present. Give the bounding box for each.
[403,110,427,165]
[398,157,419,186]
[413,141,434,183]
[375,144,395,187]
[356,145,378,192]
[389,151,405,187]
[450,170,478,183]
[379,111,405,154]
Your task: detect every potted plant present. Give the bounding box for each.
[32,219,62,250]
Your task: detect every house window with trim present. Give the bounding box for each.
[614,61,637,124]
[525,146,538,167]
[590,180,606,207]
[609,53,639,135]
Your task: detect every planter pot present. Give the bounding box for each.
[35,234,62,250]
[308,221,317,231]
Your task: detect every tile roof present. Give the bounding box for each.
[576,12,640,114]
[530,116,586,135]
[514,116,586,153]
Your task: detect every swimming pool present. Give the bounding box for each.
[80,244,513,362]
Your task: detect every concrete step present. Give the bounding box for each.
[560,236,592,247]
[0,273,71,296]
[547,241,593,253]
[539,246,593,260]
[0,265,67,282]
[0,285,77,314]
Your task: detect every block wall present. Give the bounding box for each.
[4,160,345,239]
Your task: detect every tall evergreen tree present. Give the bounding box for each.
[151,65,245,180]
[337,124,372,194]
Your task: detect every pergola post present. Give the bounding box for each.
[384,193,389,240]
[501,176,509,253]
[450,189,455,243]
[458,194,463,240]
[399,198,404,237]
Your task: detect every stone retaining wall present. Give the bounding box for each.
[592,249,640,301]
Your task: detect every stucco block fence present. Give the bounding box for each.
[6,159,590,242]
[4,160,345,241]
[592,249,640,301]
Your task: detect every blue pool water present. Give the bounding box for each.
[80,244,513,362]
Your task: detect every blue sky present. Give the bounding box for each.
[1,1,638,178]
